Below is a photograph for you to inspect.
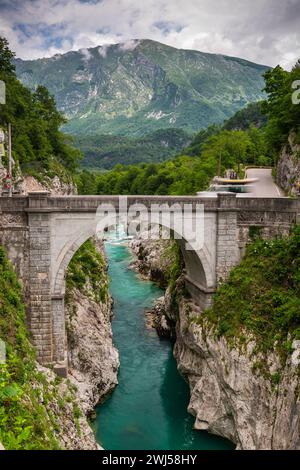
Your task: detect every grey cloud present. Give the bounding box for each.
[0,0,299,69]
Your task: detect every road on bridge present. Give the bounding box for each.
[245,168,283,198]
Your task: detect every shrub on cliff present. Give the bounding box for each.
[198,226,300,360]
[0,246,82,449]
[66,239,109,304]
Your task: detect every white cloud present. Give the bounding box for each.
[80,47,92,62]
[118,39,140,52]
[0,0,299,69]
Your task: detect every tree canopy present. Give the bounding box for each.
[263,63,300,151]
[0,37,81,178]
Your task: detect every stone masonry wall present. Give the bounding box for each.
[216,194,240,284]
[27,212,52,364]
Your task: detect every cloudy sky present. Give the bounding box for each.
[0,0,299,69]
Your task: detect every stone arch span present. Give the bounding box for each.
[23,192,266,370]
[51,212,216,301]
[49,210,218,368]
[2,192,299,372]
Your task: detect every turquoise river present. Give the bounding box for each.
[94,242,233,450]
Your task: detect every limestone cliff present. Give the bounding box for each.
[35,365,100,450]
[0,242,100,450]
[130,237,300,450]
[19,174,77,195]
[0,159,76,196]
[276,134,300,196]
[173,297,300,450]
[130,237,172,288]
[66,240,119,416]
[66,288,119,415]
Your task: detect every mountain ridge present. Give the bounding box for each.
[15,38,270,69]
[14,39,269,137]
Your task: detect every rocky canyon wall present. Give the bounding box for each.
[130,237,300,450]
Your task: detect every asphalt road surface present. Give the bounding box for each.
[245,168,283,198]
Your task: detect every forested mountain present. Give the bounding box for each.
[75,128,191,169]
[76,60,300,196]
[0,37,81,180]
[15,39,268,137]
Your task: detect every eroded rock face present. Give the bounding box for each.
[66,288,119,415]
[37,365,100,450]
[19,175,77,195]
[130,238,171,288]
[276,134,300,196]
[130,237,300,450]
[173,298,300,450]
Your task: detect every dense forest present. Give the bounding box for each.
[0,37,81,182]
[75,128,191,170]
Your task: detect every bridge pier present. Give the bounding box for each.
[184,276,215,309]
[216,193,240,284]
[51,295,65,363]
[27,209,53,365]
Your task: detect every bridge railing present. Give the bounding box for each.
[0,192,299,214]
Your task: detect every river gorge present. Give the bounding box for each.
[93,242,233,450]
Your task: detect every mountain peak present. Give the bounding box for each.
[15,39,269,137]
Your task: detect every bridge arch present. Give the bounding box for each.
[49,208,218,370]
[52,218,215,300]
[1,192,299,373]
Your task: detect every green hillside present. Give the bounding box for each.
[15,39,269,137]
[75,128,191,169]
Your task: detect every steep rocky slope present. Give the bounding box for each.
[130,234,300,450]
[276,134,300,196]
[0,244,99,450]
[174,297,300,450]
[15,39,268,136]
[66,240,119,416]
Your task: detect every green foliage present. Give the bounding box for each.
[15,39,268,137]
[163,242,184,290]
[75,123,271,196]
[262,62,300,152]
[0,246,61,449]
[196,226,300,360]
[0,37,81,177]
[185,125,221,156]
[66,239,109,304]
[223,101,267,131]
[75,129,191,170]
[0,37,15,74]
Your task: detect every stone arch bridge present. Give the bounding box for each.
[0,192,299,373]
